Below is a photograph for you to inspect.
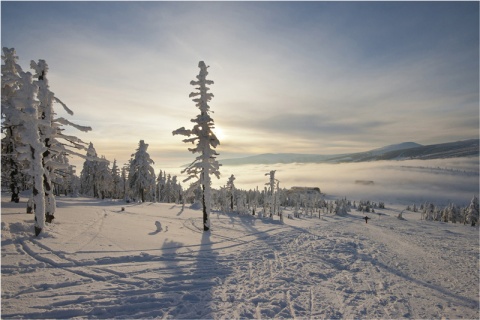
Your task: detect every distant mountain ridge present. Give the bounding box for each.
[219,139,479,166]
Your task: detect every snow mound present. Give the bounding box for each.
[190,201,202,210]
[8,222,33,234]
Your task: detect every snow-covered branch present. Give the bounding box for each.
[55,117,92,132]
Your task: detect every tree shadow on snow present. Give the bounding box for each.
[152,230,226,319]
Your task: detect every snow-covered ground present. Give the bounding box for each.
[1,193,479,319]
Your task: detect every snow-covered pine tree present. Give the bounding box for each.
[96,156,112,199]
[121,165,129,201]
[227,174,236,211]
[171,175,182,203]
[49,153,70,196]
[1,96,24,203]
[265,170,277,218]
[156,170,165,202]
[1,48,46,236]
[80,142,103,197]
[424,203,435,221]
[466,195,479,226]
[30,59,92,222]
[448,203,458,224]
[2,48,27,203]
[111,159,121,199]
[173,61,221,231]
[128,140,156,202]
[164,174,173,203]
[64,163,80,196]
[30,59,56,222]
[334,199,348,216]
[17,73,47,236]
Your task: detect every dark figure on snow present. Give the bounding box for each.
[364,216,370,224]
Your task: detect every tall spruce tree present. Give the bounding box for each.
[173,61,221,231]
[80,142,99,197]
[128,140,156,202]
[2,48,26,203]
[111,159,121,199]
[1,48,46,236]
[227,174,236,211]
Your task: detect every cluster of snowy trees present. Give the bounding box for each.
[354,200,385,213]
[1,48,92,236]
[413,196,479,226]
[1,48,187,236]
[207,172,330,221]
[209,171,284,219]
[78,140,183,204]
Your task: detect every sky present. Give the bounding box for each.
[2,1,479,176]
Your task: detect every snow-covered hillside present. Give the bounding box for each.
[1,194,479,319]
[219,139,479,165]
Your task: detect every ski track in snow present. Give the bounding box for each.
[1,195,479,319]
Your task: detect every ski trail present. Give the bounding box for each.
[286,290,296,319]
[309,287,314,317]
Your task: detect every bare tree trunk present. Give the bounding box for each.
[30,146,46,237]
[202,184,209,231]
[9,162,20,203]
[7,130,20,203]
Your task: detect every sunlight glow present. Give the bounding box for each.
[213,125,226,141]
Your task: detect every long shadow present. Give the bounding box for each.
[190,231,218,318]
[155,230,226,319]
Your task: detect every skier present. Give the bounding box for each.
[364,216,370,224]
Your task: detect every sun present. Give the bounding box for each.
[213,125,226,141]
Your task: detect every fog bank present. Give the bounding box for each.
[215,157,479,206]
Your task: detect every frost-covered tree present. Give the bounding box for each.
[173,61,221,231]
[335,198,349,216]
[16,74,47,236]
[30,58,92,222]
[1,108,25,203]
[1,48,46,236]
[227,174,236,211]
[80,143,99,197]
[423,203,435,221]
[448,204,459,224]
[2,48,27,203]
[163,174,173,202]
[121,165,129,201]
[62,163,80,196]
[156,170,165,202]
[49,153,74,196]
[265,170,277,218]
[128,140,156,202]
[111,159,121,199]
[170,175,182,203]
[3,49,92,224]
[96,156,112,199]
[466,196,479,226]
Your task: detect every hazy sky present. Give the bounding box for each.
[2,1,479,173]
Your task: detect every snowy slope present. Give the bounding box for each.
[1,194,479,319]
[370,142,423,156]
